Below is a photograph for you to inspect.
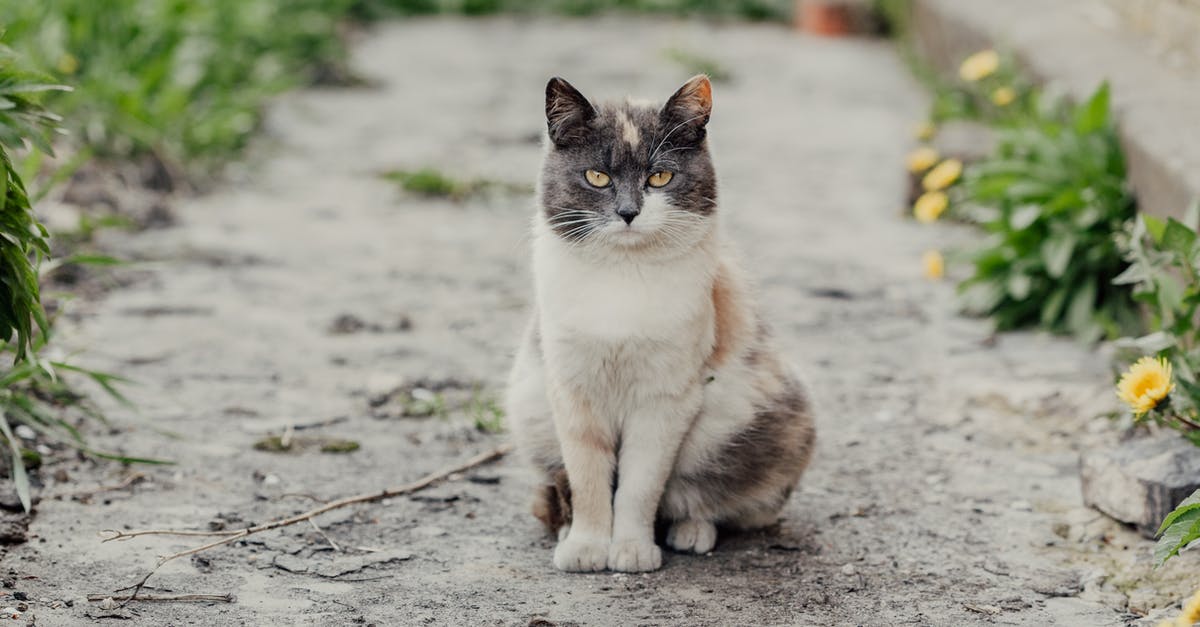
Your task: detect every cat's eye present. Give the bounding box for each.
[585,170,611,188]
[647,171,673,188]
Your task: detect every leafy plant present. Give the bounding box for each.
[0,46,68,362]
[0,0,365,168]
[955,83,1140,341]
[1156,488,1200,566]
[0,46,164,512]
[382,167,531,202]
[1111,208,1200,444]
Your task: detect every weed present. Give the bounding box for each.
[382,167,532,202]
[467,390,505,434]
[663,48,732,83]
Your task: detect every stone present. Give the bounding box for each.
[1080,434,1200,537]
[272,553,309,574]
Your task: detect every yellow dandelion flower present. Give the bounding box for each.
[922,250,944,280]
[1158,587,1200,627]
[991,86,1016,107]
[913,191,948,223]
[1116,356,1174,417]
[906,146,940,173]
[913,121,936,141]
[1179,586,1200,626]
[960,49,1000,82]
[922,158,963,192]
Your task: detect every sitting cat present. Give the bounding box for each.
[506,74,815,572]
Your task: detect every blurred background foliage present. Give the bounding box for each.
[0,0,789,175]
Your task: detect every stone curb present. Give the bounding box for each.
[907,0,1200,220]
[1080,433,1200,538]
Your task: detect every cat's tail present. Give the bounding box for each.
[531,468,572,534]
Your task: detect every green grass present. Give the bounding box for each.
[382,167,532,201]
[663,48,732,83]
[0,0,367,170]
[467,390,505,434]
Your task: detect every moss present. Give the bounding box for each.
[320,439,361,453]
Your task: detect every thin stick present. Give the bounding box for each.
[1175,413,1200,431]
[56,472,146,500]
[308,517,340,552]
[280,422,295,449]
[87,593,235,604]
[105,444,511,605]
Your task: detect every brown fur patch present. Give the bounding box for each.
[532,468,573,532]
[707,263,749,369]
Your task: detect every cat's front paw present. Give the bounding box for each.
[553,532,609,572]
[607,539,662,572]
[666,519,717,554]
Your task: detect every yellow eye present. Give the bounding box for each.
[585,170,611,187]
[647,171,673,188]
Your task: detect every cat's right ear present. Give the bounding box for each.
[545,77,596,147]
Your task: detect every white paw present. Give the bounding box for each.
[553,532,608,572]
[666,519,717,554]
[607,539,662,572]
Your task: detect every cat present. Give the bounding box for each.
[505,74,815,573]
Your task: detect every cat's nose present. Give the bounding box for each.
[616,206,640,225]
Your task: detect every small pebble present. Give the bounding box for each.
[1010,500,1033,512]
[411,388,435,402]
[97,597,118,611]
[14,425,35,440]
[841,563,857,576]
[262,474,281,486]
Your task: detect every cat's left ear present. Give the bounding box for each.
[661,75,712,141]
[546,77,596,147]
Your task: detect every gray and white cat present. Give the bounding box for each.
[506,75,815,573]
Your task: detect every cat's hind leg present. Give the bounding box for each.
[666,518,717,554]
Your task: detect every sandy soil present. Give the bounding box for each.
[3,16,1194,627]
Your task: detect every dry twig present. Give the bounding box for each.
[87,593,235,603]
[54,472,147,501]
[308,517,340,552]
[99,444,511,605]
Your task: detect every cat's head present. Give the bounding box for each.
[538,75,717,254]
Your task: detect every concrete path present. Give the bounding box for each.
[7,17,1167,626]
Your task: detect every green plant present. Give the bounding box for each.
[0,0,363,168]
[0,46,67,362]
[663,48,731,83]
[955,83,1139,341]
[1156,488,1200,566]
[0,46,164,512]
[467,390,505,434]
[1111,208,1200,443]
[382,167,531,201]
[931,49,1034,126]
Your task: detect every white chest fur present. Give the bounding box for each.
[531,222,716,343]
